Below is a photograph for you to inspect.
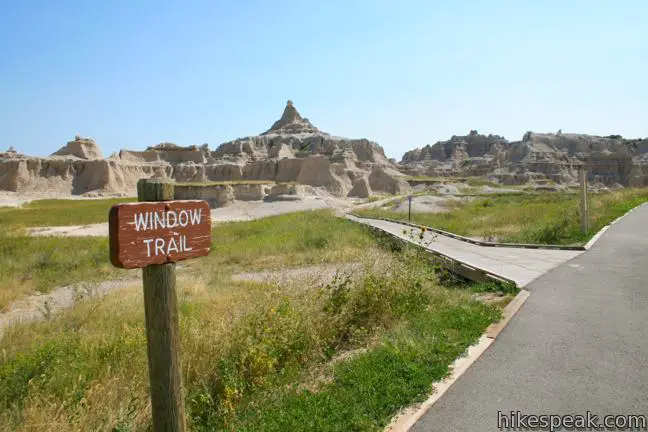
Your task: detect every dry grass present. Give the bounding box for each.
[0,233,127,310]
[0,198,136,229]
[0,209,371,311]
[0,211,386,429]
[0,250,378,429]
[0,273,264,430]
[359,188,648,245]
[0,209,507,431]
[0,245,502,431]
[176,180,296,187]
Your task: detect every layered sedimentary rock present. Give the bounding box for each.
[0,147,22,159]
[52,136,103,160]
[348,177,372,198]
[174,183,311,208]
[0,101,408,198]
[202,102,404,197]
[400,131,648,187]
[0,156,170,195]
[261,100,321,135]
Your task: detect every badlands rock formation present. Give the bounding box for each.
[52,136,103,160]
[0,101,409,200]
[0,147,21,159]
[400,130,648,187]
[261,100,320,135]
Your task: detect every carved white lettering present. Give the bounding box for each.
[153,212,166,230]
[154,238,165,256]
[178,210,189,227]
[166,211,178,228]
[190,209,202,225]
[181,235,192,251]
[134,212,150,231]
[143,238,154,257]
[167,237,179,254]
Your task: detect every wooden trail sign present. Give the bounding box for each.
[109,178,212,432]
[109,200,211,269]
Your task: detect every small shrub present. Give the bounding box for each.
[322,273,353,317]
[471,280,518,295]
[527,207,577,244]
[303,234,329,249]
[372,229,404,253]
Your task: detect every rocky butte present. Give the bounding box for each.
[400,130,648,187]
[0,101,409,201]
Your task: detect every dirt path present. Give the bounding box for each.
[27,223,109,237]
[0,262,362,339]
[0,278,139,339]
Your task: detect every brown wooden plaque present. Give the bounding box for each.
[109,200,211,269]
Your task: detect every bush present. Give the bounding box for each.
[188,257,440,430]
[527,206,577,244]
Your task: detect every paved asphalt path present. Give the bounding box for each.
[412,204,648,431]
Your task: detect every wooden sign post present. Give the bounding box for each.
[579,166,589,234]
[408,195,413,222]
[109,178,212,432]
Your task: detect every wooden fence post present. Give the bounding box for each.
[138,178,186,432]
[579,166,589,234]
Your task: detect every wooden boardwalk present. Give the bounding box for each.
[346,215,582,287]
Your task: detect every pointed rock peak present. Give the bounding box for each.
[6,146,16,153]
[262,100,323,135]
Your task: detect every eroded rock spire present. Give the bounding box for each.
[261,100,322,135]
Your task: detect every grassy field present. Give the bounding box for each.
[357,188,648,245]
[0,198,137,308]
[0,210,506,431]
[405,176,504,188]
[200,210,377,271]
[0,233,125,309]
[0,198,137,229]
[176,180,295,187]
[0,209,377,310]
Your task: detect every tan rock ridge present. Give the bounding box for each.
[0,146,22,159]
[400,131,648,187]
[52,135,103,160]
[0,102,409,199]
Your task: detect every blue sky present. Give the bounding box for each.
[1,0,646,159]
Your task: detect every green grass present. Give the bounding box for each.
[0,209,374,310]
[357,188,648,245]
[227,299,498,431]
[0,198,137,308]
[404,176,447,183]
[0,213,504,431]
[176,180,292,187]
[195,210,378,272]
[0,198,136,229]
[405,176,502,188]
[0,233,124,309]
[365,194,391,203]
